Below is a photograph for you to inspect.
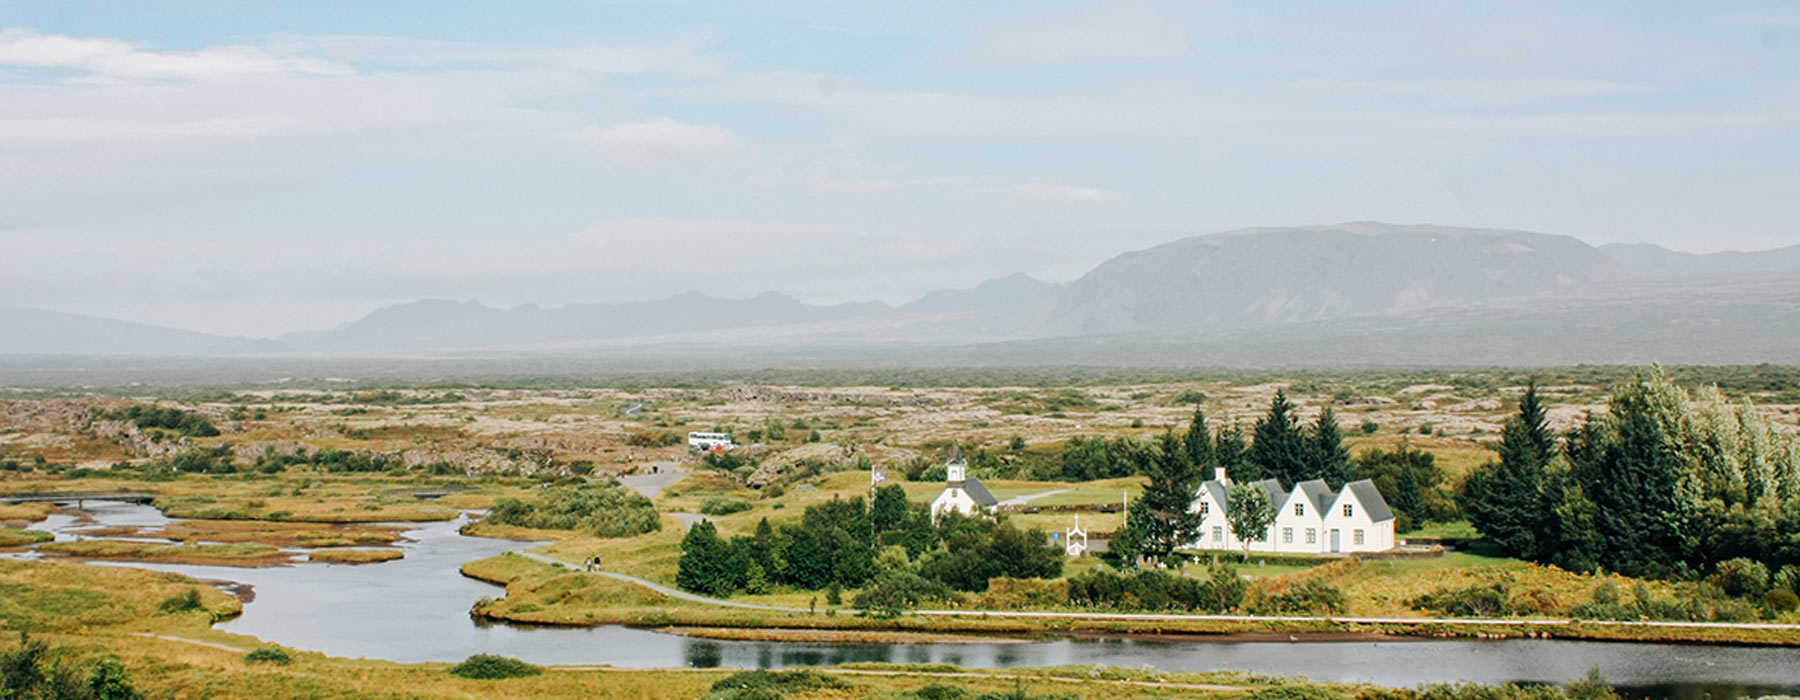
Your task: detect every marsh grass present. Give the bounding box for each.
[40,539,290,567]
[308,548,404,564]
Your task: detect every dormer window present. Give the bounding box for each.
[1200,501,1210,515]
[1343,504,1354,518]
[1294,503,1304,516]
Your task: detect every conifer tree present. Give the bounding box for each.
[1184,405,1216,477]
[1114,433,1203,566]
[1248,390,1309,488]
[1462,382,1557,560]
[1310,405,1354,487]
[1215,424,1253,480]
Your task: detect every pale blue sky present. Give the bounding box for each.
[1,1,1796,336]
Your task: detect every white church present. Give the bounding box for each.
[929,444,998,521]
[1190,468,1396,554]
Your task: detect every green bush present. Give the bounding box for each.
[1710,558,1770,598]
[1253,579,1347,615]
[244,647,292,665]
[700,498,754,516]
[1254,687,1351,700]
[487,484,660,537]
[448,653,541,680]
[703,670,843,700]
[157,588,204,614]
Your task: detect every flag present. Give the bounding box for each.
[871,470,887,485]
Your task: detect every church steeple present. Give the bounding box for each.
[946,443,967,483]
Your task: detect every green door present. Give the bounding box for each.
[1330,529,1340,553]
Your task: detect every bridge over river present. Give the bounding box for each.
[0,490,158,506]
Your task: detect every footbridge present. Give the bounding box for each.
[0,490,158,506]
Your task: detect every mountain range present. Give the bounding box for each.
[7,222,1800,365]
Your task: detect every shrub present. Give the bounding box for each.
[1252,579,1346,616]
[1412,583,1511,618]
[700,498,754,516]
[158,588,204,614]
[244,647,292,665]
[703,670,842,700]
[1254,687,1352,700]
[448,653,541,680]
[487,484,660,537]
[1763,588,1799,612]
[1710,558,1771,598]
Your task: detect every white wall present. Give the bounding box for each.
[1322,490,1395,553]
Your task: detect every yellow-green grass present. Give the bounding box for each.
[1005,511,1122,534]
[309,548,404,564]
[0,558,241,631]
[1345,435,1496,479]
[463,552,695,625]
[0,501,56,523]
[0,526,52,547]
[83,519,405,548]
[39,539,291,567]
[160,494,458,523]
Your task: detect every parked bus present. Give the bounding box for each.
[687,431,734,451]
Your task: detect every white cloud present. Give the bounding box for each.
[0,28,350,80]
[572,118,743,170]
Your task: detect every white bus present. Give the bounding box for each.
[687,431,734,451]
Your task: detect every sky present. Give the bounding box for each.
[1,1,1797,337]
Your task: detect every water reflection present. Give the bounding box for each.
[17,502,1799,699]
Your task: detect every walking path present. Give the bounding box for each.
[514,549,1800,633]
[995,489,1071,508]
[617,461,683,499]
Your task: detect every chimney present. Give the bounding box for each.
[1217,467,1228,485]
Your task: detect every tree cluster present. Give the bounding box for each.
[1066,559,1246,612]
[676,485,1061,600]
[100,405,219,438]
[1462,371,1800,578]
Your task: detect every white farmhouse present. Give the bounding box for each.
[929,444,998,521]
[1189,469,1396,554]
[1191,469,1285,552]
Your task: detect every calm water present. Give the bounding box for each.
[22,502,1800,699]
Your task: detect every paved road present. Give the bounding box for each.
[668,513,712,531]
[512,549,1800,633]
[617,461,683,499]
[996,489,1071,507]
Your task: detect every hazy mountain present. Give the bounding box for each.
[0,308,258,355]
[1599,242,1800,277]
[279,292,897,352]
[1041,222,1629,336]
[898,273,1057,314]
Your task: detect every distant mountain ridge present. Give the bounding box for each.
[1598,242,1800,277]
[1042,222,1628,336]
[8,222,1800,364]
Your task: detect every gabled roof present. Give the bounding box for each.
[1197,478,1287,510]
[960,476,998,506]
[1291,479,1334,513]
[1251,478,1287,508]
[1343,479,1395,523]
[1197,479,1228,507]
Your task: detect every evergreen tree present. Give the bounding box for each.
[1569,376,1692,577]
[1247,390,1309,488]
[1309,405,1354,487]
[1214,425,1253,481]
[1114,433,1203,566]
[1461,382,1557,560]
[1184,405,1216,476]
[675,521,740,596]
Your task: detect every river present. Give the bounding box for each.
[18,502,1800,699]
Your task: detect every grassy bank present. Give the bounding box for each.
[82,519,406,548]
[39,539,291,567]
[310,548,404,564]
[0,526,52,547]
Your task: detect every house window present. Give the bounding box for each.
[1294,503,1304,516]
[1343,504,1354,518]
[1282,527,1293,544]
[1212,526,1223,542]
[1200,501,1209,515]
[1354,529,1365,545]
[1306,528,1316,544]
